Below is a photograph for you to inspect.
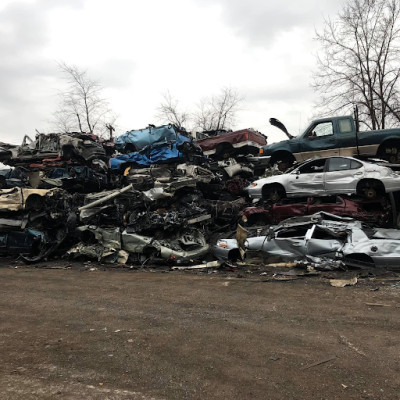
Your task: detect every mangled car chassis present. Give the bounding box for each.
[1,123,400,273]
[214,212,400,269]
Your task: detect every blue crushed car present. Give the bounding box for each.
[110,125,194,169]
[114,125,178,153]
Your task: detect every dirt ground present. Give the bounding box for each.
[0,259,400,400]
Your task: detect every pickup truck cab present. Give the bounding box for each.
[261,115,400,170]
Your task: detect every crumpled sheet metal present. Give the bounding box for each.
[78,225,121,250]
[69,226,122,263]
[114,125,177,153]
[122,229,209,262]
[176,163,214,183]
[0,187,55,212]
[0,216,28,230]
[142,187,173,201]
[213,212,400,268]
[110,134,191,169]
[127,205,208,233]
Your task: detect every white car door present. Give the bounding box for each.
[324,157,364,195]
[286,159,327,196]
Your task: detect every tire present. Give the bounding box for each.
[357,180,383,200]
[262,184,286,203]
[215,143,234,160]
[378,143,400,163]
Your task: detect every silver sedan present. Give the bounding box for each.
[246,156,400,201]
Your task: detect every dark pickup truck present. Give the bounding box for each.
[260,115,400,170]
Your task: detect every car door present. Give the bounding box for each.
[271,198,308,223]
[297,121,339,162]
[305,225,344,257]
[262,225,310,258]
[324,157,364,195]
[286,159,327,196]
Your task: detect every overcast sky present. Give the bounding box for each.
[0,0,345,145]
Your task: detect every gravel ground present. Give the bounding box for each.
[0,259,400,399]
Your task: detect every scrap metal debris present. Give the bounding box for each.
[0,123,399,273]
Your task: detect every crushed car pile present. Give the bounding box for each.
[1,124,400,272]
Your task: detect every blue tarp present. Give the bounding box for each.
[110,134,191,169]
[114,125,177,153]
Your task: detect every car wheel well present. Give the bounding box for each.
[356,179,385,199]
[215,142,234,159]
[377,140,400,163]
[262,183,286,202]
[25,194,45,211]
[228,248,241,262]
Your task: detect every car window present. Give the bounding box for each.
[308,122,333,137]
[328,158,362,171]
[277,197,308,205]
[350,160,362,169]
[338,118,353,133]
[275,226,309,238]
[310,196,341,205]
[297,159,326,174]
[311,226,342,240]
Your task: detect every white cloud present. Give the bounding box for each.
[0,0,347,144]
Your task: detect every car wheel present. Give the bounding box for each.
[262,184,285,203]
[379,143,400,163]
[216,143,234,160]
[357,180,382,200]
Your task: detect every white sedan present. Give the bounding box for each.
[246,156,400,201]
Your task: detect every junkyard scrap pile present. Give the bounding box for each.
[1,123,400,271]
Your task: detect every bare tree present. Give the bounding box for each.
[193,87,242,131]
[313,0,400,130]
[156,91,190,129]
[53,62,115,136]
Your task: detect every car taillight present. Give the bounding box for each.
[245,132,249,140]
[259,148,264,154]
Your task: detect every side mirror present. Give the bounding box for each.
[307,131,316,140]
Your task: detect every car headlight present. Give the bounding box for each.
[252,183,258,187]
[217,240,228,248]
[241,215,248,223]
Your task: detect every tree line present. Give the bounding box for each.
[53,0,400,136]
